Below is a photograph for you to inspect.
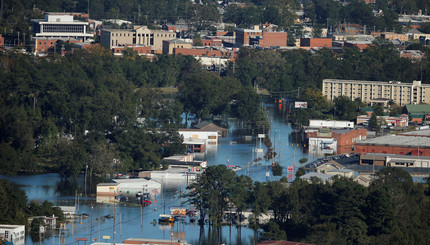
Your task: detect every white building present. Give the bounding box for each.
[112,178,161,194]
[31,13,92,40]
[178,129,218,144]
[309,119,354,129]
[308,137,338,155]
[0,225,25,245]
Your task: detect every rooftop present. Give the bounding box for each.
[357,133,430,147]
[300,172,334,182]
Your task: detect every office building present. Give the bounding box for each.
[31,13,92,41]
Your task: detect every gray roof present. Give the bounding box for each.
[356,134,430,148]
[300,172,334,182]
[327,168,354,173]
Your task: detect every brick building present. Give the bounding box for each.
[235,26,262,46]
[201,37,223,47]
[253,31,288,48]
[0,35,4,48]
[344,41,373,51]
[112,45,152,55]
[300,38,332,48]
[33,37,81,53]
[354,130,430,156]
[305,127,367,155]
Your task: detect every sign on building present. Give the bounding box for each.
[295,101,308,108]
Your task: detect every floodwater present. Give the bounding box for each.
[1,102,314,245]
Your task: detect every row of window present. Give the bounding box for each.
[43,24,84,33]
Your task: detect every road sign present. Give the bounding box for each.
[258,134,265,138]
[102,235,111,239]
[76,238,88,241]
[288,166,293,172]
[152,189,159,194]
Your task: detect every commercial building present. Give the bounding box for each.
[178,129,218,145]
[356,114,409,127]
[112,45,152,56]
[33,37,82,53]
[173,47,237,62]
[235,26,262,46]
[299,38,332,48]
[100,25,176,52]
[354,129,430,156]
[251,31,288,48]
[201,36,223,47]
[162,39,193,54]
[359,153,430,168]
[322,79,430,105]
[405,104,430,124]
[344,40,373,51]
[0,225,25,245]
[309,119,354,129]
[30,13,92,41]
[305,127,367,155]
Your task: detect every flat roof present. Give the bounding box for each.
[300,172,334,182]
[178,129,218,132]
[397,129,430,136]
[357,134,430,147]
[97,182,120,186]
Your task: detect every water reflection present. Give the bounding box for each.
[1,102,315,244]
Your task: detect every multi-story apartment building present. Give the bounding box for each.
[322,79,430,105]
[100,26,176,53]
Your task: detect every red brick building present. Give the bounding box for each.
[354,131,430,156]
[344,41,373,51]
[34,38,81,53]
[112,45,152,55]
[257,32,288,48]
[201,37,223,47]
[300,38,332,48]
[0,35,4,48]
[305,128,367,155]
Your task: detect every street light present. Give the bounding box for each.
[85,164,88,197]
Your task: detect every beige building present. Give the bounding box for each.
[162,39,193,54]
[100,25,176,52]
[322,79,430,105]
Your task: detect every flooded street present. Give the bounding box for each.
[1,102,315,245]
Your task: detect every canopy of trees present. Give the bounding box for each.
[0,48,266,178]
[184,166,430,244]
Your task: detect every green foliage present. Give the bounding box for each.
[28,200,65,223]
[259,221,287,241]
[295,167,306,178]
[299,158,308,164]
[271,164,283,176]
[0,180,28,225]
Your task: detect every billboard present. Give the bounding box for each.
[295,101,308,108]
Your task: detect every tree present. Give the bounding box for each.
[184,165,237,227]
[259,221,287,241]
[295,167,306,177]
[333,96,359,120]
[272,164,283,177]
